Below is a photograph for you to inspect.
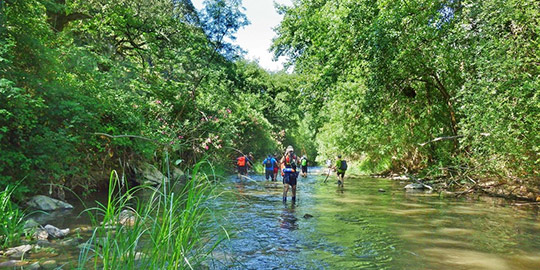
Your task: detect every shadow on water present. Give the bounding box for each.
[279,203,298,231]
[206,167,540,270]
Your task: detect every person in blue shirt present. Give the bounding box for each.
[262,154,278,181]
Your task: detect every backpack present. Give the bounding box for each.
[285,153,297,167]
[264,158,273,168]
[301,158,307,166]
[237,156,246,166]
[340,160,348,171]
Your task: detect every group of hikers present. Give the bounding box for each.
[236,145,348,203]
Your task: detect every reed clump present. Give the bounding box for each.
[0,185,26,250]
[78,161,225,269]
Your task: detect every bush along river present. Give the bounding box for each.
[2,168,540,269]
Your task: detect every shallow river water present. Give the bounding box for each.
[205,168,540,270]
[4,168,540,269]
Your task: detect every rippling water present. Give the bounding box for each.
[205,168,540,270]
[5,169,539,269]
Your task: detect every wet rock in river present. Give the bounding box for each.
[77,242,94,251]
[0,260,26,267]
[59,237,82,247]
[41,260,57,270]
[4,244,33,258]
[25,262,41,270]
[23,218,40,229]
[26,195,73,211]
[73,226,92,233]
[135,162,168,186]
[36,239,51,248]
[404,183,425,190]
[27,208,73,225]
[44,224,69,239]
[391,175,409,181]
[33,228,49,240]
[171,167,187,182]
[119,209,136,226]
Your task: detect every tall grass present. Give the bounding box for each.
[0,185,26,249]
[78,160,226,269]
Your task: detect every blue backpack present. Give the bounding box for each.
[264,158,273,168]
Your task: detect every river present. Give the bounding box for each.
[5,168,540,269]
[205,167,540,270]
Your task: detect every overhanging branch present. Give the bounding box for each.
[418,135,464,146]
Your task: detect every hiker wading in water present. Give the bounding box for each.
[236,154,250,178]
[334,155,348,188]
[300,155,308,178]
[280,146,299,203]
[273,153,280,180]
[262,154,278,181]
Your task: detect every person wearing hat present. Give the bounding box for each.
[280,145,299,203]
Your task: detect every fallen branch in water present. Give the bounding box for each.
[455,185,477,197]
[406,174,433,190]
[512,202,540,206]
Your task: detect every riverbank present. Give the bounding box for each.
[374,173,540,202]
[0,166,220,269]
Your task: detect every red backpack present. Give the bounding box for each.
[285,153,297,167]
[237,156,246,166]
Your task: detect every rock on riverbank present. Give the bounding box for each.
[26,195,73,211]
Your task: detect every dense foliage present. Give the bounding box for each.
[273,0,538,185]
[1,0,538,199]
[0,0,301,198]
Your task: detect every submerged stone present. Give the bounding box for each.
[404,183,425,189]
[77,242,94,250]
[41,260,57,270]
[4,244,33,258]
[0,260,26,267]
[59,237,82,246]
[44,224,69,239]
[33,228,49,241]
[26,262,41,270]
[23,218,40,229]
[119,209,137,226]
[36,239,51,248]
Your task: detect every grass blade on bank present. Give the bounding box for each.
[77,159,225,269]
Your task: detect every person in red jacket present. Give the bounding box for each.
[236,155,248,178]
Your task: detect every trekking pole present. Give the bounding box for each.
[323,166,331,183]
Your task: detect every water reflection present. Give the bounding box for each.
[207,170,540,269]
[279,203,298,230]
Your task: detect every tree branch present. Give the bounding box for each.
[418,135,464,146]
[93,132,155,142]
